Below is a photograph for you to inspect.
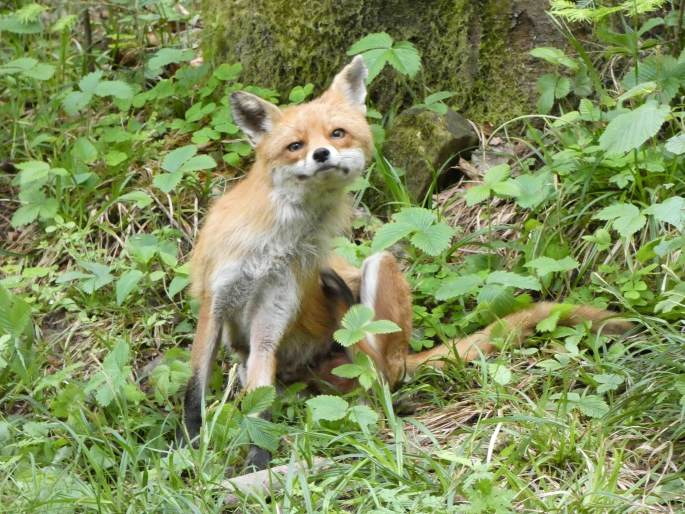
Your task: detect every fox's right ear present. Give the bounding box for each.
[325,55,368,113]
[230,91,282,146]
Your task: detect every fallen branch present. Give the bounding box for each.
[223,457,333,505]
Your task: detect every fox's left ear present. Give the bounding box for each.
[230,91,283,147]
[325,55,368,113]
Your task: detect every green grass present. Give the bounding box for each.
[1,1,684,512]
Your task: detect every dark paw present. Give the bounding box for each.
[244,445,272,472]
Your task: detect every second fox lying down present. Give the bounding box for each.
[182,56,632,469]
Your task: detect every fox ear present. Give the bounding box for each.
[230,91,282,146]
[325,55,368,113]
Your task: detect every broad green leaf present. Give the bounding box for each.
[104,150,127,166]
[410,223,454,255]
[599,101,670,155]
[594,203,646,238]
[241,386,276,416]
[162,145,197,173]
[72,137,98,163]
[483,164,511,185]
[213,62,242,81]
[491,180,520,197]
[79,71,103,93]
[486,271,541,291]
[645,196,685,230]
[370,222,413,253]
[554,76,571,98]
[168,275,190,298]
[347,32,393,54]
[593,373,624,394]
[154,170,184,193]
[578,98,601,121]
[465,184,491,206]
[525,256,579,277]
[341,304,375,329]
[576,394,609,418]
[487,363,512,386]
[665,133,685,155]
[364,320,401,334]
[116,270,144,305]
[180,154,216,172]
[95,80,133,99]
[16,160,50,186]
[331,363,364,379]
[63,91,92,115]
[347,405,378,430]
[386,41,421,78]
[148,48,194,74]
[306,395,349,422]
[243,416,281,452]
[536,73,558,114]
[435,274,484,301]
[529,47,579,70]
[394,207,436,230]
[513,172,554,209]
[117,191,152,208]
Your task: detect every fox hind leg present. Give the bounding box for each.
[180,299,221,445]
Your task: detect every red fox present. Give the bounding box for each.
[182,56,632,470]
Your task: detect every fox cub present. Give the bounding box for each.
[182,56,632,470]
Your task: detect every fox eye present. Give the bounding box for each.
[331,128,346,139]
[287,141,304,152]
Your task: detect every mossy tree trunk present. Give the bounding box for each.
[201,0,563,124]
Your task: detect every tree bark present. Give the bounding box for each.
[201,0,565,124]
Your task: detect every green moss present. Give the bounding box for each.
[201,0,552,124]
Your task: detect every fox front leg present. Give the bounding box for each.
[243,271,301,471]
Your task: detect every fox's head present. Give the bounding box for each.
[229,56,372,197]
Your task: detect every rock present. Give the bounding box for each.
[382,108,479,202]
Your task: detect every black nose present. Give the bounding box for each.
[312,147,330,163]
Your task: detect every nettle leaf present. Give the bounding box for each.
[347,32,421,82]
[465,184,491,206]
[578,98,601,121]
[576,395,609,418]
[347,32,393,54]
[347,405,378,430]
[386,41,421,78]
[116,269,144,305]
[513,172,554,209]
[593,373,624,394]
[241,386,276,416]
[306,395,349,422]
[599,101,670,155]
[243,416,281,452]
[435,274,484,301]
[410,223,454,255]
[486,271,541,291]
[665,133,685,155]
[525,256,579,277]
[333,304,400,347]
[487,363,512,386]
[594,203,646,238]
[645,196,685,231]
